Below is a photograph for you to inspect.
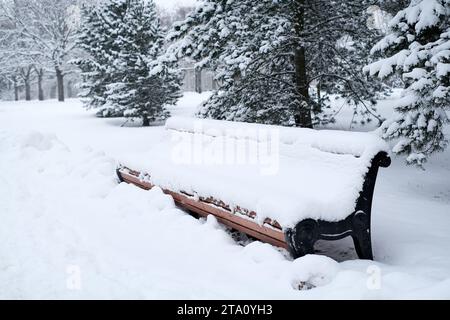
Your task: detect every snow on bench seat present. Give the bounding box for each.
[118,117,389,229]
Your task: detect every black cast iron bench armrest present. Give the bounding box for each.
[285,152,391,259]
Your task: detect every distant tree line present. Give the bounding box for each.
[0,0,82,102]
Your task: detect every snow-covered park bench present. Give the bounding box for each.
[117,117,391,260]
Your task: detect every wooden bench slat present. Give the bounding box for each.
[118,168,288,249]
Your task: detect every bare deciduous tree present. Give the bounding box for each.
[0,0,81,102]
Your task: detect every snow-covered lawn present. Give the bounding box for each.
[1,93,449,299]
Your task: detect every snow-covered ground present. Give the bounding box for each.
[1,92,449,299]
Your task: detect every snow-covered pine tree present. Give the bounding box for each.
[365,0,450,167]
[379,0,412,16]
[75,0,129,117]
[105,0,182,126]
[166,0,386,127]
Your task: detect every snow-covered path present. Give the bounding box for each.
[1,95,449,299]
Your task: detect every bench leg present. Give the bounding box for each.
[352,211,373,260]
[286,219,319,259]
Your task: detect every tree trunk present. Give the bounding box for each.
[25,79,31,101]
[293,0,313,128]
[56,68,65,102]
[67,80,73,98]
[38,69,44,101]
[142,116,150,127]
[14,77,19,101]
[195,68,202,94]
[317,81,322,110]
[19,66,33,101]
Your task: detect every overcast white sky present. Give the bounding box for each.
[154,0,197,10]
